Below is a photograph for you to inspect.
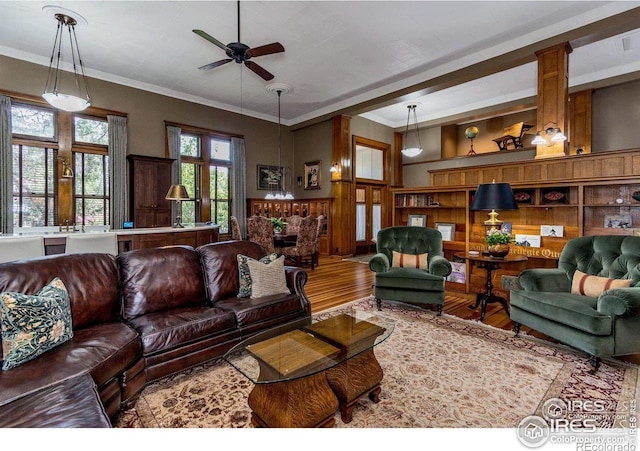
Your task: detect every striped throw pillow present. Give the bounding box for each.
[392,251,428,270]
[571,270,632,298]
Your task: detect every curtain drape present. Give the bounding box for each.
[108,115,128,229]
[231,137,247,237]
[0,95,13,235]
[167,125,182,225]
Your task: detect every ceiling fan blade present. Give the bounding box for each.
[192,29,229,51]
[246,42,285,58]
[198,59,233,71]
[244,61,275,81]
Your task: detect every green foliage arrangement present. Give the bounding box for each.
[484,228,513,245]
[270,217,287,233]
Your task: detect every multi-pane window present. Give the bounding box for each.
[73,116,109,226]
[11,104,58,227]
[74,151,109,225]
[177,130,232,232]
[12,144,57,227]
[180,134,201,225]
[210,138,231,233]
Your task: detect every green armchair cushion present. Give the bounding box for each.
[374,268,446,291]
[510,291,612,336]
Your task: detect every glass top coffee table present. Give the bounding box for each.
[224,311,394,427]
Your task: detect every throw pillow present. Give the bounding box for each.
[571,270,632,298]
[392,251,428,270]
[237,253,279,298]
[1,277,74,371]
[246,255,291,299]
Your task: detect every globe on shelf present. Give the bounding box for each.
[465,126,479,155]
[465,126,479,139]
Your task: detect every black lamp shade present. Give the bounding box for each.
[470,182,518,211]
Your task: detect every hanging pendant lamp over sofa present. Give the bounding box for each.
[42,7,91,112]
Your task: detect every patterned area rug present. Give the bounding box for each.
[114,296,639,429]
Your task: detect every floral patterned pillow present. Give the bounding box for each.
[237,253,279,298]
[1,277,74,371]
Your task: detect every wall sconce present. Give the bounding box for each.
[297,176,303,187]
[329,162,339,173]
[531,124,567,146]
[59,158,74,178]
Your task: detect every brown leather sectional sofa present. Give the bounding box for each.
[0,240,311,427]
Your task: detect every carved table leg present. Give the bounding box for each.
[248,372,338,428]
[325,349,384,424]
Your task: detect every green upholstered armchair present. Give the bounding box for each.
[369,226,452,314]
[511,235,640,371]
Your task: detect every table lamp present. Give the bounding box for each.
[166,184,190,228]
[470,180,518,229]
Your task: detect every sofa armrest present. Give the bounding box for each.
[519,268,570,292]
[285,266,311,317]
[369,253,390,273]
[429,255,452,278]
[598,287,640,317]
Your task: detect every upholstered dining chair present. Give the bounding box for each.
[0,236,45,263]
[230,216,243,240]
[312,215,325,267]
[246,215,276,254]
[286,215,302,235]
[369,226,452,314]
[279,216,318,269]
[65,233,119,255]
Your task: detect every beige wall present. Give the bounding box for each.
[592,79,640,152]
[0,55,290,199]
[291,119,333,199]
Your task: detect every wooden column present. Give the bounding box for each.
[568,89,593,155]
[331,115,354,256]
[392,132,403,188]
[535,43,572,159]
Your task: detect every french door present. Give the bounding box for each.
[355,184,384,255]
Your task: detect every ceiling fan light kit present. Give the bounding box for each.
[193,1,285,81]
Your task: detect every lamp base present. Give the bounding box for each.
[172,215,184,228]
[483,209,503,227]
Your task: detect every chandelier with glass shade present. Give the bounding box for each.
[265,83,293,200]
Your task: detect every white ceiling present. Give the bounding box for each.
[0,1,639,128]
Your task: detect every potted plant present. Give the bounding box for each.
[271,217,287,235]
[484,228,513,258]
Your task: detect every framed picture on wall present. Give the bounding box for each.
[304,161,321,190]
[408,214,427,227]
[257,165,283,191]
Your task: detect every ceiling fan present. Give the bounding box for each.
[193,1,285,81]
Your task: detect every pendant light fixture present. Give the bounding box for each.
[42,7,91,112]
[265,83,293,200]
[401,104,423,157]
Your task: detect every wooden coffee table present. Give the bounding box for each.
[224,312,394,428]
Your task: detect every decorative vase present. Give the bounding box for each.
[487,243,509,258]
